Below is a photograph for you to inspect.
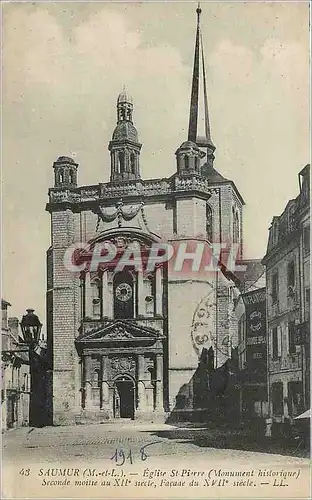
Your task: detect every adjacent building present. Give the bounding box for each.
[262,164,310,432]
[234,260,268,420]
[1,299,30,429]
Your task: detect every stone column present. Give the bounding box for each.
[84,355,93,409]
[102,270,109,317]
[138,271,145,316]
[101,356,109,410]
[137,355,146,412]
[155,353,164,411]
[155,266,162,316]
[85,272,93,318]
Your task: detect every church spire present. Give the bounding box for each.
[188,3,215,165]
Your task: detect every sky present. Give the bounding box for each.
[2,1,310,326]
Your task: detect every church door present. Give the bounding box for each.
[113,376,135,419]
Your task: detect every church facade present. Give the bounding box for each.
[46,7,246,425]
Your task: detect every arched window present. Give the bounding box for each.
[59,171,64,184]
[119,152,125,174]
[206,204,213,241]
[233,211,240,244]
[184,155,190,170]
[69,170,74,184]
[113,271,135,319]
[130,152,136,174]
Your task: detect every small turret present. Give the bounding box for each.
[53,156,78,188]
[175,140,205,176]
[109,90,142,182]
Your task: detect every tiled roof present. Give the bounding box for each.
[200,163,229,182]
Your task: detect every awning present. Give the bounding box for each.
[294,409,311,419]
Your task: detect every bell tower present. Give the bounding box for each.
[109,90,142,182]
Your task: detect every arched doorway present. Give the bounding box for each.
[113,375,135,419]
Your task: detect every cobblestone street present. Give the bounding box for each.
[3,421,309,465]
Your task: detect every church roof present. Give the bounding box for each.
[112,121,138,142]
[200,162,229,182]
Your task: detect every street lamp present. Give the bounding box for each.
[20,309,43,427]
[20,309,42,346]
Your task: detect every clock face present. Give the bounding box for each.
[115,283,132,302]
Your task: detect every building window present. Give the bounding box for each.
[118,152,125,174]
[288,321,296,355]
[59,172,64,184]
[272,272,279,304]
[272,327,278,359]
[287,261,295,287]
[303,226,310,256]
[184,155,190,170]
[287,261,296,298]
[233,209,240,244]
[206,204,213,241]
[305,288,310,322]
[130,153,136,174]
[271,382,283,416]
[288,381,303,417]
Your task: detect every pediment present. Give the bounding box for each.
[76,320,160,344]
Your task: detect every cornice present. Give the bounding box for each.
[46,175,217,213]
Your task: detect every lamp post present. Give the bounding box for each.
[20,309,42,427]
